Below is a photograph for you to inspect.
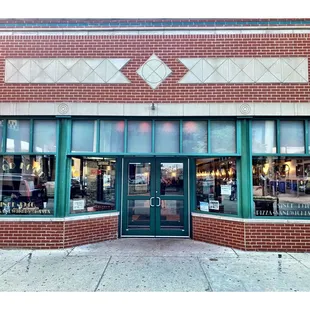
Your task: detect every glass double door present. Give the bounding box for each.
[122,158,188,236]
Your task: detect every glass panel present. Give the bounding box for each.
[6,120,30,152]
[127,121,152,153]
[0,155,56,216]
[70,157,116,214]
[33,120,57,152]
[155,121,179,153]
[0,120,3,151]
[127,200,150,229]
[210,121,236,153]
[182,121,208,153]
[100,120,124,153]
[160,200,184,229]
[252,121,276,153]
[160,163,183,196]
[253,156,310,217]
[196,157,237,215]
[280,121,304,153]
[128,163,151,196]
[71,121,97,152]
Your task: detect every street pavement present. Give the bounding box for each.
[1,238,310,292]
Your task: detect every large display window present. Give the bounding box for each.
[195,157,238,215]
[0,119,57,216]
[69,157,117,214]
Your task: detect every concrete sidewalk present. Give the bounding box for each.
[1,238,310,292]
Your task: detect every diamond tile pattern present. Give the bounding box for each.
[137,54,172,89]
[179,58,308,83]
[5,58,130,83]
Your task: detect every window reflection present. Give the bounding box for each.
[0,155,56,215]
[70,157,116,213]
[196,157,237,215]
[253,157,310,217]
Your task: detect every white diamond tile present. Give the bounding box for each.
[84,59,104,70]
[202,59,215,81]
[18,60,31,81]
[205,58,227,70]
[230,71,254,83]
[295,58,308,82]
[59,59,79,70]
[283,70,307,83]
[283,57,304,70]
[105,60,119,82]
[179,71,202,84]
[231,58,252,70]
[214,59,229,81]
[268,59,282,82]
[70,60,93,82]
[189,59,204,82]
[82,71,105,83]
[254,59,268,81]
[260,58,279,69]
[29,60,43,82]
[257,71,280,83]
[43,60,57,82]
[228,59,242,82]
[35,59,54,69]
[109,58,130,70]
[205,71,227,83]
[9,59,29,70]
[94,60,107,82]
[7,71,29,83]
[179,58,201,70]
[55,61,69,82]
[57,71,79,83]
[5,60,18,82]
[32,71,54,83]
[242,59,255,81]
[108,71,130,84]
[137,54,172,89]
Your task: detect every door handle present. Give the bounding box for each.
[156,197,161,207]
[150,197,155,207]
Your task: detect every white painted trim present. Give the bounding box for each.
[1,27,310,36]
[0,212,119,222]
[192,212,310,224]
[2,102,310,117]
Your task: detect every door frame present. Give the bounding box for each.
[120,157,190,237]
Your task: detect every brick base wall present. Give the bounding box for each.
[0,214,119,249]
[192,214,310,252]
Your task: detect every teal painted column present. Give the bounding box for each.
[239,118,252,218]
[55,118,70,217]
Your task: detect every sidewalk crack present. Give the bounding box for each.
[94,256,112,292]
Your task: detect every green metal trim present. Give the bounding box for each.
[236,120,241,154]
[96,119,100,153]
[207,120,211,154]
[240,119,252,218]
[179,120,183,153]
[151,119,155,153]
[305,120,309,155]
[55,118,70,217]
[65,210,119,217]
[2,119,7,152]
[124,119,128,153]
[276,119,281,153]
[29,119,34,152]
[190,158,196,213]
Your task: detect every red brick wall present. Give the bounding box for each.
[192,215,310,251]
[0,215,118,249]
[0,34,310,104]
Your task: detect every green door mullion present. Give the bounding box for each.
[96,119,100,153]
[207,120,211,154]
[304,120,308,155]
[276,119,281,154]
[55,118,70,217]
[236,120,241,154]
[179,120,183,153]
[240,119,252,218]
[2,119,7,152]
[151,120,155,153]
[124,119,128,153]
[30,119,34,152]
